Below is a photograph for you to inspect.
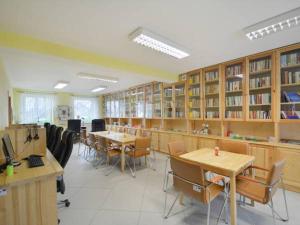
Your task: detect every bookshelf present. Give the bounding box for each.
[136,86,145,118]
[153,82,162,118]
[125,90,131,118]
[187,71,202,119]
[223,60,245,120]
[119,91,125,118]
[247,52,274,121]
[175,82,186,118]
[104,95,110,118]
[145,83,153,118]
[163,84,173,118]
[279,46,300,121]
[130,88,137,118]
[204,66,221,120]
[110,93,118,118]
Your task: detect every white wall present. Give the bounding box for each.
[0,58,11,130]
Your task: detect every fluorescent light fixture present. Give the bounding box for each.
[78,72,118,83]
[54,81,68,89]
[129,27,190,59]
[91,85,107,93]
[244,7,300,40]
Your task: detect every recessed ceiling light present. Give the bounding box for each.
[244,7,300,40]
[54,81,69,89]
[78,73,118,83]
[91,85,107,93]
[129,27,190,59]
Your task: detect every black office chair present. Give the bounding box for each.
[47,125,56,149]
[91,119,106,132]
[52,130,69,164]
[44,122,51,141]
[57,130,74,208]
[49,127,63,153]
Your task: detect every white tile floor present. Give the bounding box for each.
[58,144,300,225]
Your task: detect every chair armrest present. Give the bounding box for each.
[237,175,267,186]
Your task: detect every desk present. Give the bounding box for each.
[90,131,136,172]
[180,148,255,225]
[0,150,63,225]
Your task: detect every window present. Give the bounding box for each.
[73,96,99,123]
[20,93,55,124]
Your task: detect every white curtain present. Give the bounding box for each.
[73,96,99,123]
[20,92,55,124]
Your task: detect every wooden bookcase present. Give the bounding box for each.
[153,82,162,118]
[203,65,221,120]
[145,83,153,118]
[187,70,202,119]
[223,59,246,121]
[130,88,137,118]
[163,84,173,118]
[136,86,145,118]
[174,81,186,118]
[125,90,131,118]
[246,51,275,122]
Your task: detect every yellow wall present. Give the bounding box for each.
[12,89,103,128]
[0,58,11,130]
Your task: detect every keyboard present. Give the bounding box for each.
[28,155,44,168]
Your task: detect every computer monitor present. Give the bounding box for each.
[2,134,15,164]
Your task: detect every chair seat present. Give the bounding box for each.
[236,177,268,204]
[127,149,150,158]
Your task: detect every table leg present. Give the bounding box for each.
[121,144,125,172]
[230,174,237,225]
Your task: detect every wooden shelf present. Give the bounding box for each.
[205,92,219,96]
[281,102,300,105]
[249,86,271,91]
[249,69,271,75]
[225,90,242,94]
[281,64,300,69]
[250,104,271,107]
[226,74,244,80]
[205,79,219,84]
[281,83,300,87]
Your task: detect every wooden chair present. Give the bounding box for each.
[125,136,154,177]
[78,128,87,156]
[164,156,228,225]
[84,133,97,161]
[236,160,289,225]
[163,141,188,191]
[117,126,124,133]
[127,128,137,136]
[218,139,249,155]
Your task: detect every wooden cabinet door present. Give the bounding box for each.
[273,147,300,192]
[198,138,217,149]
[159,133,170,153]
[249,144,273,179]
[183,136,198,152]
[151,132,159,151]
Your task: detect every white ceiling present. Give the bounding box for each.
[0,0,300,94]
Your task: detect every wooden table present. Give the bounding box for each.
[180,148,255,225]
[0,150,63,225]
[90,131,136,172]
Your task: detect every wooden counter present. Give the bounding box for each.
[0,150,63,225]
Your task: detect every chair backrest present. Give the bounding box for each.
[96,136,107,151]
[52,130,69,163]
[60,131,74,168]
[47,125,57,149]
[88,133,97,147]
[170,156,217,204]
[168,141,187,156]
[128,128,137,136]
[50,127,63,153]
[44,122,50,140]
[67,119,81,134]
[135,137,151,150]
[218,139,249,155]
[91,119,106,132]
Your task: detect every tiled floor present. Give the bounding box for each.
[58,144,300,225]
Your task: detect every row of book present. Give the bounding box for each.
[225,110,242,118]
[226,64,242,77]
[165,100,172,108]
[226,96,243,107]
[164,89,172,97]
[189,110,200,118]
[281,52,300,67]
[189,99,200,108]
[206,111,219,119]
[153,103,161,110]
[189,87,200,96]
[281,110,300,119]
[189,74,200,84]
[205,84,218,94]
[205,71,219,81]
[249,76,271,89]
[175,99,185,108]
[249,110,271,119]
[153,84,162,92]
[175,87,185,96]
[175,110,185,118]
[206,98,219,107]
[281,71,300,85]
[249,58,271,73]
[249,93,271,105]
[226,80,242,92]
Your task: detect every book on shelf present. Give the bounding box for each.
[249,93,271,105]
[205,71,219,81]
[205,84,218,94]
[281,71,300,85]
[175,87,185,96]
[206,111,219,119]
[226,64,242,77]
[225,110,242,118]
[189,87,200,96]
[249,58,271,73]
[282,91,300,102]
[281,52,300,67]
[189,110,200,118]
[206,98,219,107]
[189,98,200,108]
[281,110,300,119]
[189,74,200,84]
[249,76,271,89]
[249,110,271,119]
[226,96,242,107]
[226,80,242,91]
